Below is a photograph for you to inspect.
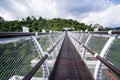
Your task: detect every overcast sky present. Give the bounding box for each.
[0,0,120,27]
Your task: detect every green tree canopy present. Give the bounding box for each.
[0,16,94,32]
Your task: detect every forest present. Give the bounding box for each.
[0,16,94,32]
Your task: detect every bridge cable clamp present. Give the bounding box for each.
[94,53,98,57]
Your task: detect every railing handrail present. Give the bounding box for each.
[0,32,63,38]
[22,54,48,80]
[1,30,120,38]
[22,33,65,80]
[71,35,120,77]
[72,30,120,35]
[47,36,63,54]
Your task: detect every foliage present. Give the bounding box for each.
[99,27,111,31]
[0,16,93,32]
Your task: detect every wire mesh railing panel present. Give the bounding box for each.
[105,38,120,78]
[16,40,41,77]
[102,68,112,80]
[80,34,89,44]
[33,67,43,77]
[72,32,81,40]
[0,32,65,80]
[38,35,52,52]
[69,31,120,79]
[49,33,63,44]
[101,65,119,80]
[0,43,19,80]
[106,38,120,70]
[49,34,57,43]
[87,35,109,54]
[0,39,42,80]
[55,33,64,42]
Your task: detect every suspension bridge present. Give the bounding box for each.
[0,31,120,80]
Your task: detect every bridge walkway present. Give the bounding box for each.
[49,32,94,80]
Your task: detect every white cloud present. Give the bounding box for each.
[0,0,59,20]
[27,0,59,18]
[79,4,120,27]
[0,0,120,27]
[0,7,15,20]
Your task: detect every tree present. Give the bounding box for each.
[0,16,94,32]
[31,16,37,21]
[26,16,32,23]
[0,16,5,22]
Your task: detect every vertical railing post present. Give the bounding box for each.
[31,36,50,79]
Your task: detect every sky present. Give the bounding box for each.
[0,0,120,27]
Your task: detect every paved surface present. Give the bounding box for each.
[49,32,94,80]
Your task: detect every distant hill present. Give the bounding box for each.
[0,16,93,32]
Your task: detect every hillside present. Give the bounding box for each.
[0,16,93,32]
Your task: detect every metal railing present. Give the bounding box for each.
[69,30,120,80]
[1,31,120,80]
[0,32,48,38]
[0,31,65,80]
[23,33,64,80]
